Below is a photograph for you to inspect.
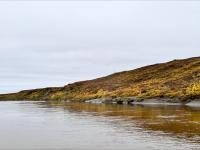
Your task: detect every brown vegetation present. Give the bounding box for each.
[0,57,200,101]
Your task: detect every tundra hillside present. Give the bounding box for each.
[0,57,200,102]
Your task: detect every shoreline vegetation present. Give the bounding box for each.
[0,57,200,105]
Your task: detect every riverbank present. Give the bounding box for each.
[0,56,199,102]
[84,97,200,107]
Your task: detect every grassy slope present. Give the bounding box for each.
[0,57,200,101]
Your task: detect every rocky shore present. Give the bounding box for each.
[83,97,200,106]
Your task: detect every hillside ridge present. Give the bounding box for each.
[0,56,200,102]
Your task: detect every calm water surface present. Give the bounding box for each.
[0,101,200,150]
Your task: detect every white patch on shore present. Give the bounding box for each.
[186,100,200,107]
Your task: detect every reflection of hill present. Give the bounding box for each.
[44,102,200,142]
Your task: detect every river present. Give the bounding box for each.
[0,101,199,150]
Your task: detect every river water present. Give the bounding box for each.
[0,101,200,150]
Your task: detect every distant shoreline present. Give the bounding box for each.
[0,97,200,107]
[0,56,199,102]
[84,97,200,107]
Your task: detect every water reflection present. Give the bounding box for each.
[42,102,200,143]
[1,101,200,150]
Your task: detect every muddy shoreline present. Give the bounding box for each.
[0,97,200,107]
[84,97,200,107]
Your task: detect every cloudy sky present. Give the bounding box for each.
[0,1,200,94]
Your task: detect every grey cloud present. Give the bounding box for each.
[0,1,200,93]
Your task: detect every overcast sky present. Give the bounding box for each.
[0,1,200,94]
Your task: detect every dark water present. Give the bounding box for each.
[0,101,200,150]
